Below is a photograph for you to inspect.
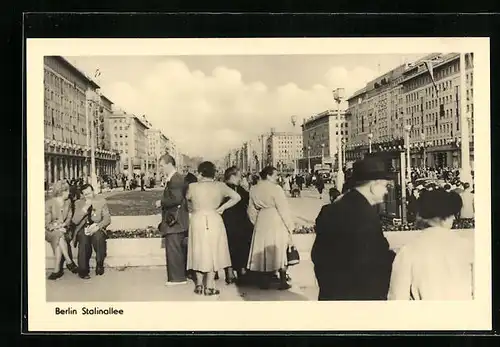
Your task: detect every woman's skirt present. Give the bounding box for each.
[187,210,231,272]
[45,228,64,253]
[247,208,288,272]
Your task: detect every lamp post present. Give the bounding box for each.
[291,115,298,175]
[126,115,133,181]
[307,145,311,173]
[459,52,473,185]
[368,133,373,154]
[342,138,346,166]
[420,132,426,168]
[85,89,99,190]
[321,143,325,165]
[333,88,345,190]
[404,125,412,180]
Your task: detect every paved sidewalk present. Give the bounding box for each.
[46,260,319,302]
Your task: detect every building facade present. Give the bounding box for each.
[145,129,170,172]
[108,110,150,173]
[299,110,350,171]
[346,63,407,163]
[400,53,474,168]
[100,95,114,151]
[345,52,474,169]
[44,56,119,186]
[265,131,303,172]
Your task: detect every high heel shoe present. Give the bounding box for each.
[66,262,78,274]
[194,285,204,295]
[204,288,220,296]
[225,277,236,285]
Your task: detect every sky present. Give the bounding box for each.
[68,54,423,160]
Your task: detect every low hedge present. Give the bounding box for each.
[105,219,474,239]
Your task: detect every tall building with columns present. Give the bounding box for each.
[44,56,119,187]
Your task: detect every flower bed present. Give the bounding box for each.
[106,219,474,239]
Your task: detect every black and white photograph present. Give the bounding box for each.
[27,37,491,331]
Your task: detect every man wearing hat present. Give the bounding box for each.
[311,156,396,300]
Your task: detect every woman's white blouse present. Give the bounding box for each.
[388,227,474,300]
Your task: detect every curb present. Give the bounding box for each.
[45,230,473,269]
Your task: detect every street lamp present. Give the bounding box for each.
[291,115,298,175]
[333,87,345,190]
[368,133,373,154]
[342,138,346,168]
[404,125,412,180]
[126,115,134,181]
[307,145,311,173]
[85,89,99,190]
[321,143,325,165]
[420,132,426,168]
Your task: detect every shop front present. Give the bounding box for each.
[44,139,119,188]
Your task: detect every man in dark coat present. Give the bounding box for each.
[296,174,304,190]
[311,156,395,300]
[155,154,189,286]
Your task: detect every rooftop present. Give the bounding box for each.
[56,56,100,89]
[303,109,347,125]
[400,53,460,84]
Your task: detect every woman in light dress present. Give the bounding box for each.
[247,166,295,290]
[186,161,241,296]
[388,189,474,300]
[45,180,79,280]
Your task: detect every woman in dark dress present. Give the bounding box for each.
[183,172,198,281]
[220,166,254,284]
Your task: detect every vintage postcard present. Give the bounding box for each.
[26,37,491,331]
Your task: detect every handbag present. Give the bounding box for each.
[164,205,181,227]
[286,245,300,266]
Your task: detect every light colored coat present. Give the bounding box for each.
[247,180,294,272]
[388,226,474,300]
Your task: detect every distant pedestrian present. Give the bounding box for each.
[315,174,325,199]
[296,174,304,190]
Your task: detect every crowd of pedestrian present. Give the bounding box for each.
[155,155,299,296]
[45,153,476,301]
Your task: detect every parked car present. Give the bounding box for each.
[317,169,332,183]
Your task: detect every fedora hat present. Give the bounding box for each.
[351,156,392,183]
